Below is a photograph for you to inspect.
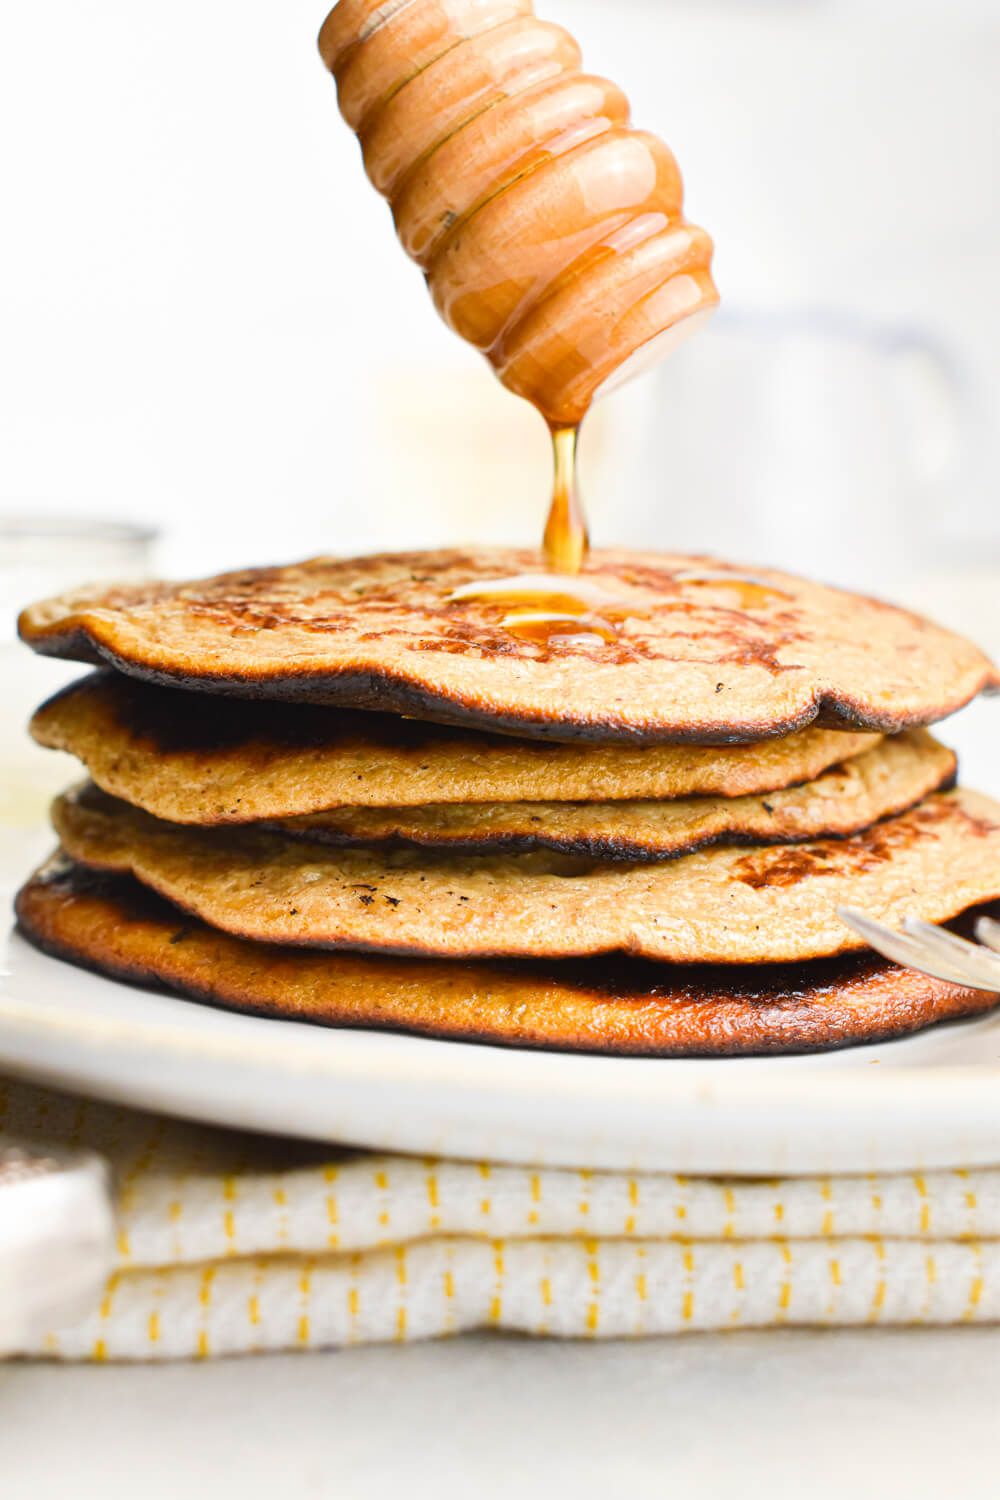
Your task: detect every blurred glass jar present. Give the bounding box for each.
[603,309,997,654]
[0,518,157,837]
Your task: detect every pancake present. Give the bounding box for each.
[18,549,998,744]
[51,782,1000,964]
[16,859,1000,1055]
[272,731,956,859]
[30,671,882,821]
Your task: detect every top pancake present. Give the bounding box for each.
[19,549,998,744]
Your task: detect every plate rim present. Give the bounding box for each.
[5,926,1000,1103]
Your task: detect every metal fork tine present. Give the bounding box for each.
[923,951,1000,992]
[838,908,971,983]
[975,916,1000,954]
[903,918,983,958]
[837,907,1000,992]
[838,907,934,963]
[837,907,923,963]
[902,919,1000,989]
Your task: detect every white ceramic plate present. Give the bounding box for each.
[1,700,998,1176]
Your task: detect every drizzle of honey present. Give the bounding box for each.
[445,560,796,649]
[501,613,619,647]
[543,425,588,575]
[673,569,793,608]
[448,565,636,647]
[448,423,628,646]
[448,572,615,612]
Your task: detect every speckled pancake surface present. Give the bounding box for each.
[19,550,998,743]
[30,672,882,821]
[16,860,1000,1056]
[52,783,1000,964]
[273,732,955,859]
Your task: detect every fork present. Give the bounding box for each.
[838,907,1000,993]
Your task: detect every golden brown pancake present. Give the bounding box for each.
[272,731,955,859]
[17,859,1000,1056]
[51,782,1000,964]
[30,671,882,821]
[18,549,998,743]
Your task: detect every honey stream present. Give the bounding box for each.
[318,0,720,637]
[543,425,588,575]
[447,421,791,643]
[315,2,798,644]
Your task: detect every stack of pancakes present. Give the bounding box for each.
[15,549,1000,1055]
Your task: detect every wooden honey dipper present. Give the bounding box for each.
[318,0,718,572]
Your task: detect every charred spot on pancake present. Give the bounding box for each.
[732,797,991,890]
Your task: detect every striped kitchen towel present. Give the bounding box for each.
[3,1076,999,1360]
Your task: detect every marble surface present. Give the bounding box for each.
[4,1328,1000,1498]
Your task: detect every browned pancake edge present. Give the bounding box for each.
[27,671,886,820]
[49,782,1000,965]
[15,858,1000,1057]
[267,731,957,860]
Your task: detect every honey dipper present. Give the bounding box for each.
[318,0,718,432]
